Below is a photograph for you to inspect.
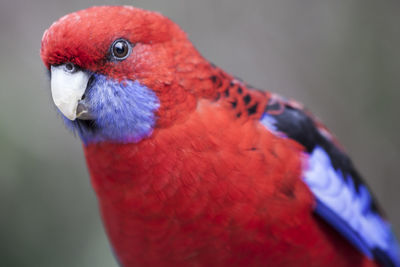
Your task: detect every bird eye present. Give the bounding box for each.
[111,39,131,60]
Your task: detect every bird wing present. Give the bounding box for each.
[260,94,400,267]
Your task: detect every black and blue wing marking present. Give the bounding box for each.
[260,95,400,267]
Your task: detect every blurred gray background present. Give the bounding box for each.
[0,0,399,266]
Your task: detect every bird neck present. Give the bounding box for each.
[152,60,268,130]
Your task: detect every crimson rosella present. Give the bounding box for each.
[40,6,399,267]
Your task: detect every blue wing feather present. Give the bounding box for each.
[304,146,397,261]
[260,96,400,267]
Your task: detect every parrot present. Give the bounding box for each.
[40,5,399,267]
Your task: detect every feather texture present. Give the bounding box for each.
[40,6,399,267]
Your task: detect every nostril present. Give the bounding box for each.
[81,94,86,100]
[64,62,76,73]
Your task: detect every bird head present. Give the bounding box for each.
[41,6,216,144]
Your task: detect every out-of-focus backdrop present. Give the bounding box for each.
[0,0,399,266]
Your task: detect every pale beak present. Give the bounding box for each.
[50,64,92,120]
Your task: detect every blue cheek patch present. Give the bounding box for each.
[62,73,160,144]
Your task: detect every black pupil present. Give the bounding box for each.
[113,41,128,58]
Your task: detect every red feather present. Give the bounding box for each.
[41,6,384,267]
[85,98,377,266]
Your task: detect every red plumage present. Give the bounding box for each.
[40,6,389,267]
[84,83,377,267]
